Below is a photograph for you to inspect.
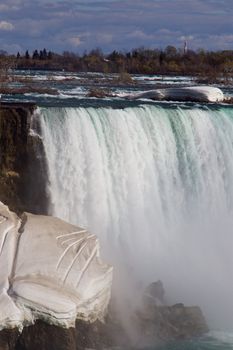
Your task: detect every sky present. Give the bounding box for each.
[0,0,232,54]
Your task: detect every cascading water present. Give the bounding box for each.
[39,104,233,331]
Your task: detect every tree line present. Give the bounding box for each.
[1,46,233,79]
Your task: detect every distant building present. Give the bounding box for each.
[184,41,188,54]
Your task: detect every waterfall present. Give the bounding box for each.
[39,104,233,330]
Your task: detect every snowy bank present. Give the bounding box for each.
[0,202,112,331]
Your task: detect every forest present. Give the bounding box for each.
[0,46,233,82]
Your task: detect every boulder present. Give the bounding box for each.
[143,280,165,306]
[137,282,208,344]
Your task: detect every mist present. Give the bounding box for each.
[39,104,233,333]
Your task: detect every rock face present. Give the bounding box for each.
[0,319,113,350]
[136,303,208,344]
[0,102,48,214]
[0,202,113,331]
[143,280,165,306]
[126,86,224,102]
[138,281,208,343]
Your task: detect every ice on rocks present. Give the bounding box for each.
[126,86,224,102]
[0,202,112,330]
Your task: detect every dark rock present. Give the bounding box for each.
[0,102,49,214]
[0,328,19,350]
[87,88,112,98]
[15,321,76,350]
[224,97,233,104]
[0,320,113,350]
[133,281,208,345]
[0,301,208,350]
[75,319,114,350]
[137,304,208,342]
[143,280,165,306]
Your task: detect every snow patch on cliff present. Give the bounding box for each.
[0,202,112,331]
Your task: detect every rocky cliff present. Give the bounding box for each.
[0,102,48,214]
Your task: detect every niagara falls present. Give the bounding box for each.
[39,102,233,332]
[1,0,233,348]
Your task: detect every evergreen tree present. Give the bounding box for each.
[47,51,53,60]
[32,50,39,59]
[43,48,47,59]
[25,50,30,59]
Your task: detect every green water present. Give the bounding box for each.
[145,334,233,350]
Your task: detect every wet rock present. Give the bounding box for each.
[0,103,48,214]
[137,283,208,343]
[15,321,76,350]
[143,280,165,306]
[87,88,112,98]
[0,320,114,350]
[0,328,19,350]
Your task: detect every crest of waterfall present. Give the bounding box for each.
[39,104,233,330]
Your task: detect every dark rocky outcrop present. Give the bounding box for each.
[17,322,76,350]
[87,88,112,98]
[0,301,208,350]
[0,320,112,350]
[136,303,208,344]
[0,102,48,214]
[0,328,20,350]
[137,281,208,343]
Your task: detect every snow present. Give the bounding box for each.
[0,202,112,331]
[126,86,224,102]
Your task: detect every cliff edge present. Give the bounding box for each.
[0,102,48,214]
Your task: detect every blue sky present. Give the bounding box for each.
[0,0,232,53]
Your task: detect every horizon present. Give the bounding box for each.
[3,45,233,57]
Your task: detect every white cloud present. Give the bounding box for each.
[179,35,194,41]
[0,21,14,31]
[69,36,82,47]
[127,30,154,40]
[68,32,92,47]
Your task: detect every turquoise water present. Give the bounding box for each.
[155,336,233,350]
[119,332,233,349]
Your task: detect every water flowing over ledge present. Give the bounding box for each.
[39,104,233,331]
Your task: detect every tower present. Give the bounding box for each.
[184,40,188,54]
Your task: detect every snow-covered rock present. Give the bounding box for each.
[126,86,224,102]
[0,202,112,331]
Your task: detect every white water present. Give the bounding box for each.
[39,104,233,331]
